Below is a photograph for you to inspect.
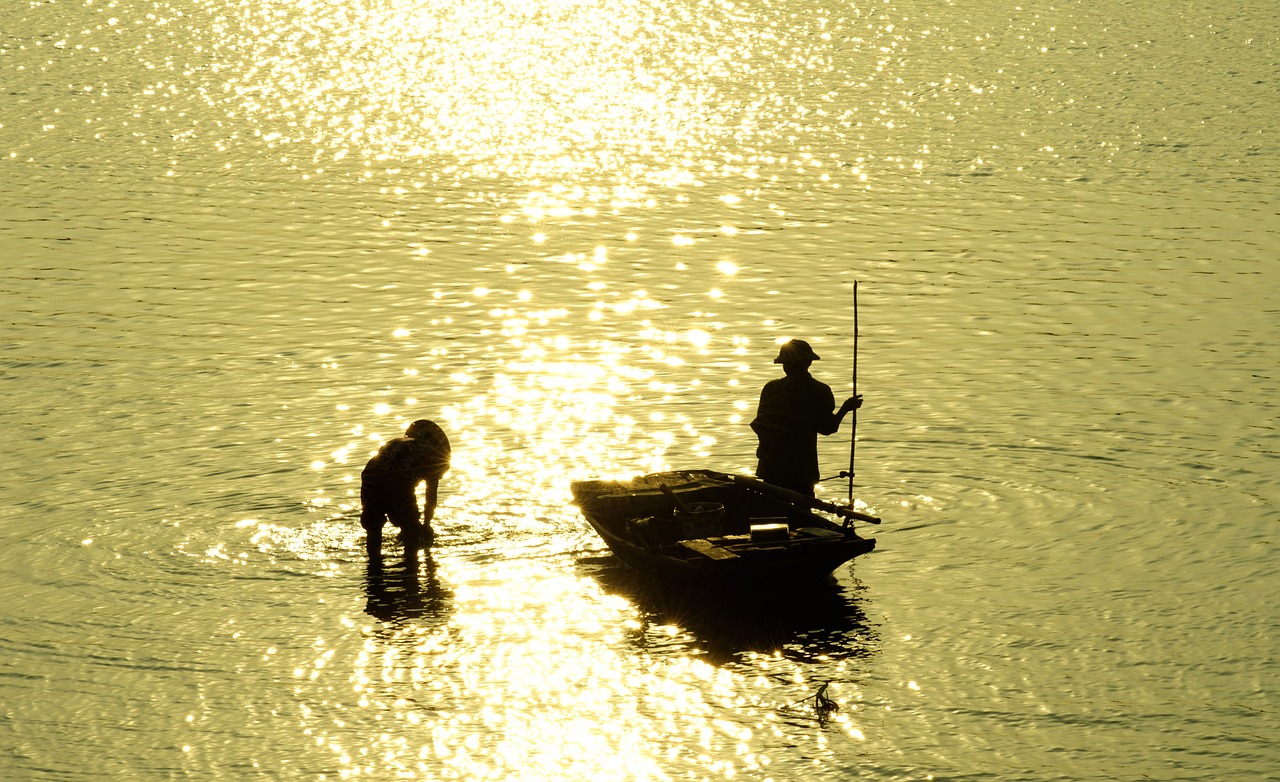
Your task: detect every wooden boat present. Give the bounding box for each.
[570,470,878,585]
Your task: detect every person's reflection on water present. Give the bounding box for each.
[360,419,450,557]
[750,339,862,497]
[364,545,451,623]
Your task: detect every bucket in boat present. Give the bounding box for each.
[674,502,725,538]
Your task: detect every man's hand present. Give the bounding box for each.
[839,394,864,414]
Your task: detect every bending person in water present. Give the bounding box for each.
[360,419,451,557]
[750,339,862,497]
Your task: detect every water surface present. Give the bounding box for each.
[2,0,1276,779]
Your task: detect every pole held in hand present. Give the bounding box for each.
[847,280,859,507]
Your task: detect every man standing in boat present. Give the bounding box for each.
[360,419,451,557]
[751,339,862,497]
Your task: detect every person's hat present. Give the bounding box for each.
[774,339,820,364]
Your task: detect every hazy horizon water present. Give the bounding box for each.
[2,0,1276,779]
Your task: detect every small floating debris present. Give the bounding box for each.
[780,682,841,726]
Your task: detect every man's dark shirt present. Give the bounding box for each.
[750,372,839,493]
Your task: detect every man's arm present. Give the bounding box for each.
[818,393,863,435]
[838,394,864,418]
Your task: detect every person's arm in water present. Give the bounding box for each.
[423,477,440,523]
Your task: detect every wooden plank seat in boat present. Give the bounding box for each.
[679,538,739,560]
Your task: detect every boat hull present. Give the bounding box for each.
[571,470,876,586]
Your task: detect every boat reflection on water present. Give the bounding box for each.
[582,557,878,666]
[364,546,453,624]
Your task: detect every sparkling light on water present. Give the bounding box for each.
[3,0,1275,780]
[199,0,751,189]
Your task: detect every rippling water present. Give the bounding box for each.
[2,0,1276,779]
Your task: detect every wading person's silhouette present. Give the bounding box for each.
[360,419,450,557]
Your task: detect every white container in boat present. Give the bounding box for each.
[749,521,790,544]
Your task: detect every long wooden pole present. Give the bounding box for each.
[733,474,880,524]
[847,280,859,507]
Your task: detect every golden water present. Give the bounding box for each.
[2,0,1276,779]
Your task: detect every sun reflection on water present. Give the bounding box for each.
[203,0,742,189]
[309,286,766,514]
[261,252,875,774]
[264,547,878,780]
[164,0,927,202]
[75,0,901,774]
[9,0,1016,219]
